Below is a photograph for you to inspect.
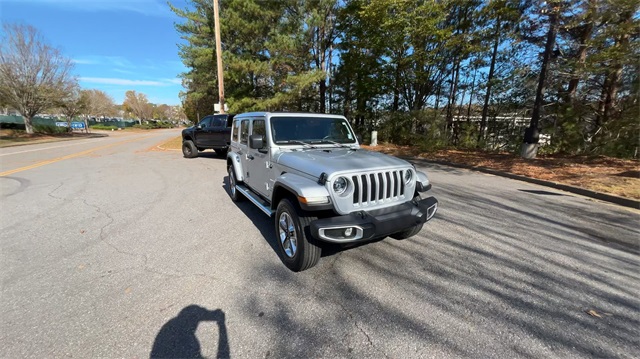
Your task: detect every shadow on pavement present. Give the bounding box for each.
[150,305,229,359]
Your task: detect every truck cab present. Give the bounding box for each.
[182,114,235,158]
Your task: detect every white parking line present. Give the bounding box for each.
[0,138,109,157]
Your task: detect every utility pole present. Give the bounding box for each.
[213,0,225,114]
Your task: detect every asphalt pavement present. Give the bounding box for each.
[1,130,638,358]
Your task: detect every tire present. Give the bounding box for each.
[227,165,243,202]
[182,140,198,158]
[390,194,424,240]
[275,199,321,272]
[215,148,227,157]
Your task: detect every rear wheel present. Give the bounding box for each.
[182,140,198,158]
[275,199,321,272]
[227,165,243,202]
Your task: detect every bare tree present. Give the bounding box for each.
[57,85,89,131]
[0,23,75,134]
[123,90,153,125]
[84,89,116,118]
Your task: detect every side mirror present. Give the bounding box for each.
[196,125,202,130]
[249,134,264,149]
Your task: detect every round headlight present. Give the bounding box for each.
[404,169,413,184]
[333,176,348,195]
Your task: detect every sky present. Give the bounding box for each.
[1,0,192,106]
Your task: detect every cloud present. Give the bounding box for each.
[72,59,97,65]
[71,56,134,68]
[80,77,165,86]
[163,78,183,85]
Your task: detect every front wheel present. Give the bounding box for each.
[391,194,424,240]
[275,199,321,272]
[182,140,198,158]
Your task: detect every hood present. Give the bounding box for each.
[275,148,410,178]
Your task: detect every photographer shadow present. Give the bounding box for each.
[150,305,229,359]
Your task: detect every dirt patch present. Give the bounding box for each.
[363,144,640,200]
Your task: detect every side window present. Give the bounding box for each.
[212,117,225,127]
[231,119,240,142]
[252,120,266,149]
[199,116,212,128]
[240,120,249,144]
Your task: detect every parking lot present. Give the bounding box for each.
[1,129,638,358]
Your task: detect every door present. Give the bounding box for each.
[210,115,229,148]
[245,118,273,198]
[194,116,213,146]
[238,118,250,182]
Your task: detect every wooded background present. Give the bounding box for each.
[171,0,638,157]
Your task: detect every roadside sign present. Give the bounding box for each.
[55,122,68,127]
[71,122,85,129]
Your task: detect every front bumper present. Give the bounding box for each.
[310,196,438,243]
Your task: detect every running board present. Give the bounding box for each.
[235,184,274,217]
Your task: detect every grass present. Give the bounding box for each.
[158,136,182,150]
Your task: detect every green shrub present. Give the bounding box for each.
[90,125,118,131]
[33,124,68,134]
[133,124,155,129]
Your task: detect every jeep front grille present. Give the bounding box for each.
[351,170,406,207]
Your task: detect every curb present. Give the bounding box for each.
[407,157,640,210]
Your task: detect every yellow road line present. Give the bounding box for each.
[0,135,153,177]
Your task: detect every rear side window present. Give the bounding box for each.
[232,119,240,142]
[212,117,225,127]
[240,120,249,144]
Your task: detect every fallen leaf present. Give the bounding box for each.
[586,309,602,318]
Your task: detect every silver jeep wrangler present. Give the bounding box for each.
[227,112,437,271]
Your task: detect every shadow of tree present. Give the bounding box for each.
[150,305,229,359]
[223,162,639,357]
[220,176,384,264]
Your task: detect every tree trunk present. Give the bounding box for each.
[566,0,595,102]
[393,60,401,112]
[319,79,326,113]
[446,60,461,144]
[528,10,558,134]
[523,8,559,159]
[23,115,34,134]
[602,11,632,124]
[466,66,478,121]
[479,15,501,145]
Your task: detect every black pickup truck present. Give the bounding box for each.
[182,114,235,158]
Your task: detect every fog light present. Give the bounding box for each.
[344,228,354,237]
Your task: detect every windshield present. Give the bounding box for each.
[271,116,357,145]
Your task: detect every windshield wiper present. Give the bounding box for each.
[312,139,351,148]
[277,140,315,148]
